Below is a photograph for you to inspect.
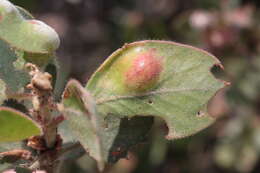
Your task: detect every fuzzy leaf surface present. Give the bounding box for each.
[62,80,105,170]
[0,39,29,103]
[87,40,226,139]
[62,80,153,169]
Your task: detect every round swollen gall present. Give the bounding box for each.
[124,50,162,92]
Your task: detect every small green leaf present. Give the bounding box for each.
[0,0,60,54]
[86,40,227,139]
[0,107,41,142]
[62,80,105,170]
[62,80,153,169]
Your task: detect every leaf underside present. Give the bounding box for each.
[62,80,105,170]
[0,39,29,104]
[62,80,154,170]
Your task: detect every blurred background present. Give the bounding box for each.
[9,0,260,172]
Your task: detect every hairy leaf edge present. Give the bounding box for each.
[61,79,105,170]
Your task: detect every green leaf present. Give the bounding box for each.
[62,80,153,170]
[0,39,29,103]
[0,39,29,91]
[86,40,226,139]
[0,0,60,54]
[0,107,41,142]
[62,80,105,170]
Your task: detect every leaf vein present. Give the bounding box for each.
[96,87,215,105]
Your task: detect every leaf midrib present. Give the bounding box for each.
[96,87,217,105]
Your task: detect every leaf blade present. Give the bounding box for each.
[0,107,42,142]
[86,40,226,139]
[61,80,154,168]
[61,80,105,170]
